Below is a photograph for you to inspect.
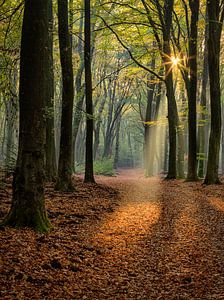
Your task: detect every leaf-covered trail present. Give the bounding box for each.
[83,170,224,299]
[1,169,224,299]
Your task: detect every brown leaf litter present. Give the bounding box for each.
[1,169,224,299]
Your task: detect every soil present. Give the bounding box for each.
[1,169,224,299]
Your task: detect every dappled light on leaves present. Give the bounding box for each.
[209,197,224,212]
[92,171,161,257]
[1,172,224,298]
[93,201,161,256]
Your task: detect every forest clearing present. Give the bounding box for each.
[1,169,224,299]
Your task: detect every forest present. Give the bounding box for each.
[0,0,224,299]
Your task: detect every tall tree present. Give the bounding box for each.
[72,13,85,168]
[2,0,51,232]
[141,0,178,178]
[162,0,178,179]
[204,0,224,184]
[56,0,74,191]
[198,10,209,178]
[84,0,95,183]
[45,0,57,181]
[144,58,156,177]
[187,0,199,181]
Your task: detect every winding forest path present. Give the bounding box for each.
[1,169,224,299]
[83,169,224,299]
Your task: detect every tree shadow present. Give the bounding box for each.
[83,179,224,299]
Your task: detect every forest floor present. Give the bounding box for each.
[1,169,224,299]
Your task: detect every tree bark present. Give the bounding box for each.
[144,59,156,177]
[84,0,95,183]
[3,0,51,232]
[198,12,209,178]
[187,0,199,181]
[56,0,74,191]
[113,114,121,169]
[204,0,223,184]
[94,83,107,159]
[163,0,178,179]
[72,13,85,169]
[45,0,57,181]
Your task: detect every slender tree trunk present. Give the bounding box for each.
[177,124,185,178]
[163,0,178,179]
[177,90,186,178]
[45,0,57,181]
[144,61,155,176]
[163,127,169,173]
[84,0,95,183]
[127,131,134,168]
[3,0,51,232]
[103,78,117,158]
[204,0,223,184]
[72,13,85,169]
[198,13,209,178]
[187,0,199,181]
[113,114,121,169]
[94,91,107,159]
[56,0,74,191]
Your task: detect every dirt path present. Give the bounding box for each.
[79,170,224,299]
[1,169,224,299]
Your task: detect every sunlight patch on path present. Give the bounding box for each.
[94,202,160,253]
[209,197,224,212]
[92,175,161,257]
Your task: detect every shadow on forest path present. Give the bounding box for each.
[1,169,224,299]
[78,169,224,299]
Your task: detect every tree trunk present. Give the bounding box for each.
[113,114,121,169]
[94,89,107,159]
[187,0,199,181]
[103,78,117,158]
[84,0,95,183]
[4,97,18,174]
[144,61,155,177]
[56,0,74,191]
[163,0,178,179]
[177,90,186,178]
[3,0,51,232]
[198,13,209,178]
[204,0,223,184]
[45,0,57,181]
[72,13,85,169]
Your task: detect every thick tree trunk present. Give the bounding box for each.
[3,0,51,232]
[187,0,199,181]
[204,0,223,184]
[56,0,74,191]
[84,0,95,183]
[45,0,57,181]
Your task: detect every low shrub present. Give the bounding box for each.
[93,159,115,176]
